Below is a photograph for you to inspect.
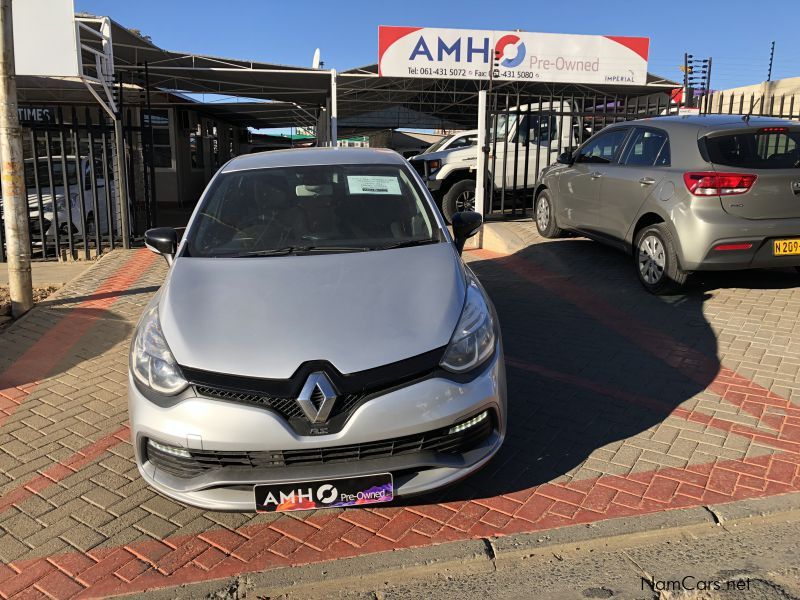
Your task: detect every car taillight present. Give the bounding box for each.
[683,172,757,196]
[758,127,788,134]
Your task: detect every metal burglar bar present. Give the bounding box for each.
[702,90,800,121]
[482,92,680,219]
[0,105,149,261]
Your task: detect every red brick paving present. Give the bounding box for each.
[1,243,799,598]
[0,250,158,429]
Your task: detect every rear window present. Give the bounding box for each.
[704,130,800,169]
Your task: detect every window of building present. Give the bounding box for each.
[144,109,173,169]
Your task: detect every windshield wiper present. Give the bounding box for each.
[378,238,440,250]
[229,247,298,257]
[301,245,372,253]
[230,245,371,257]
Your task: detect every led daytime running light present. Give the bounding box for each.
[147,439,191,458]
[448,410,489,435]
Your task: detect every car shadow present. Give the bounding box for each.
[403,236,796,506]
[0,306,133,393]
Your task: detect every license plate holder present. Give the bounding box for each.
[773,238,800,256]
[254,473,393,512]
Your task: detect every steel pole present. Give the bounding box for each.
[475,89,487,219]
[0,0,33,317]
[330,69,337,147]
[114,116,130,248]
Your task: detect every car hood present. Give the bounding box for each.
[160,243,466,379]
[412,146,477,163]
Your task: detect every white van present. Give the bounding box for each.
[409,101,579,222]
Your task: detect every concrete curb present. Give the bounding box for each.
[480,221,532,255]
[130,491,800,599]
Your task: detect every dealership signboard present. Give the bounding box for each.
[379,26,649,85]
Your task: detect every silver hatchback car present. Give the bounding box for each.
[534,115,800,293]
[129,148,506,512]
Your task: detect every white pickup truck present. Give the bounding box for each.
[409,101,580,222]
[14,156,114,240]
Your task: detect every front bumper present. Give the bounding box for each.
[129,347,507,511]
[426,178,443,192]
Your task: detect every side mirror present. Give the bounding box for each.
[144,227,178,264]
[451,211,483,255]
[557,151,573,165]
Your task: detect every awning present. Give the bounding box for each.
[337,64,680,130]
[104,18,331,108]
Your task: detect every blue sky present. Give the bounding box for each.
[76,0,798,91]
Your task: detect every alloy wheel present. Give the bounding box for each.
[536,197,550,231]
[638,234,666,284]
[455,190,475,212]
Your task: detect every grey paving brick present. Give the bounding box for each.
[134,513,180,540]
[60,521,107,552]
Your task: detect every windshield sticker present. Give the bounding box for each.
[346,175,401,195]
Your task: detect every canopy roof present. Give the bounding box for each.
[19,15,680,132]
[338,64,680,130]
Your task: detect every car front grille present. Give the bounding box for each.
[181,348,445,435]
[194,385,364,421]
[145,412,494,479]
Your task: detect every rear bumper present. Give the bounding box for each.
[671,204,800,271]
[695,236,800,271]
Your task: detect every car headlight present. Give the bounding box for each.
[130,305,188,395]
[440,275,496,373]
[428,159,441,172]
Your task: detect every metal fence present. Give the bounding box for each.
[482,88,800,219]
[702,90,800,121]
[483,91,679,218]
[0,105,155,262]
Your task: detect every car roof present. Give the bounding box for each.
[606,114,797,132]
[222,147,406,173]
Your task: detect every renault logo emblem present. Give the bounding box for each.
[296,372,337,423]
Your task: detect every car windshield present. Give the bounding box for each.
[185,163,441,258]
[492,114,518,142]
[422,135,452,154]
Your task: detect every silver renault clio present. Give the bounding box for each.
[129,148,506,512]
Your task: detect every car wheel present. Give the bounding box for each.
[442,180,476,224]
[634,224,687,294]
[534,190,562,238]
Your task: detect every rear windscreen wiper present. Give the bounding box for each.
[379,238,440,250]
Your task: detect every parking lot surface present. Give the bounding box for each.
[1,225,799,599]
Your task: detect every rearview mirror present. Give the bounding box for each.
[144,227,178,264]
[451,211,483,255]
[557,151,573,165]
